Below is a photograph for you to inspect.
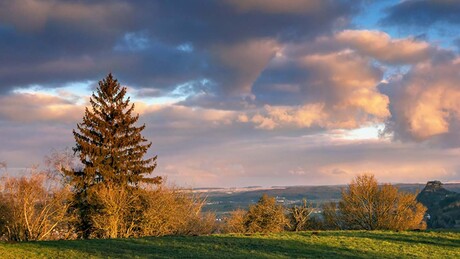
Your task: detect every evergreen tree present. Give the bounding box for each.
[66,73,161,238]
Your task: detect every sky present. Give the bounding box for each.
[1,0,460,187]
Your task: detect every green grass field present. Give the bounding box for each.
[0,231,459,258]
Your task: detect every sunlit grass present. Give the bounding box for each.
[1,231,459,258]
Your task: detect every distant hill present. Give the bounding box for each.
[201,183,460,217]
[201,185,344,216]
[416,181,460,229]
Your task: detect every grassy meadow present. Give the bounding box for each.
[0,231,459,258]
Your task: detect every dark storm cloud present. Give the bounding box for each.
[0,0,137,92]
[140,0,357,46]
[135,0,360,98]
[381,0,460,27]
[111,38,209,91]
[0,0,359,96]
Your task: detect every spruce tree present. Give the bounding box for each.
[67,73,161,238]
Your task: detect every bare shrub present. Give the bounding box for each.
[0,173,73,241]
[42,179,217,239]
[138,185,216,237]
[387,191,427,230]
[182,211,218,236]
[322,202,342,230]
[338,174,427,231]
[137,186,181,236]
[88,184,142,239]
[306,215,324,230]
[223,195,288,234]
[222,209,246,234]
[287,199,313,231]
[244,194,287,234]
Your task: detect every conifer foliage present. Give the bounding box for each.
[72,73,160,187]
[67,73,161,238]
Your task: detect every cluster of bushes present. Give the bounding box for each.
[0,172,427,241]
[222,174,427,234]
[0,168,217,241]
[0,170,427,241]
[80,183,217,239]
[222,195,318,234]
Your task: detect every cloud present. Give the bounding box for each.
[246,31,460,133]
[225,0,323,14]
[251,104,326,130]
[1,91,460,187]
[251,50,389,129]
[157,134,460,187]
[0,0,132,32]
[138,104,237,130]
[210,39,280,95]
[0,0,358,95]
[0,91,238,133]
[0,93,84,123]
[161,159,246,187]
[0,0,136,93]
[383,58,460,145]
[336,30,433,64]
[146,0,356,45]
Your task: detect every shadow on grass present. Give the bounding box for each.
[33,234,387,259]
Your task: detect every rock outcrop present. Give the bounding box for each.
[417,181,460,228]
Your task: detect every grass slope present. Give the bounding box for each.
[0,231,459,258]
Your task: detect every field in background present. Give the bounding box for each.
[1,231,459,258]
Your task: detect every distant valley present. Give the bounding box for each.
[199,183,460,217]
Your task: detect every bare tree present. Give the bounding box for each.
[287,199,313,231]
[338,174,426,230]
[44,148,82,186]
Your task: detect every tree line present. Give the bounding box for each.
[0,74,427,241]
